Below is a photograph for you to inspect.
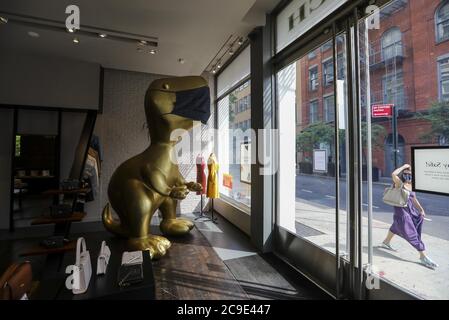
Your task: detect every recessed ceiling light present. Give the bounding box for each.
[99,33,107,38]
[0,16,7,24]
[28,31,40,38]
[149,49,156,54]
[212,69,216,74]
[73,37,80,44]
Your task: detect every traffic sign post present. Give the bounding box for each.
[371,104,398,169]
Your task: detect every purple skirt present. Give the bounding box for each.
[390,192,425,252]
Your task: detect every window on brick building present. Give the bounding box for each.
[324,95,335,123]
[438,57,449,101]
[436,1,449,42]
[309,100,319,123]
[381,27,402,61]
[323,59,334,87]
[383,71,405,109]
[309,66,319,91]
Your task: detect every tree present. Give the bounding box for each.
[296,121,386,164]
[417,101,449,144]
[229,92,238,123]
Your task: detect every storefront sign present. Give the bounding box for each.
[223,174,233,189]
[412,147,449,196]
[240,142,251,184]
[372,104,393,118]
[313,149,327,173]
[276,0,348,52]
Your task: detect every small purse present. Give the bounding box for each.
[382,184,410,207]
[0,261,32,300]
[69,237,92,295]
[96,241,111,275]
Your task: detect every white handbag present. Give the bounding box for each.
[382,184,410,207]
[71,237,92,295]
[96,241,111,275]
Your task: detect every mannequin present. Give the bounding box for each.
[207,153,219,199]
[206,153,219,223]
[196,154,207,195]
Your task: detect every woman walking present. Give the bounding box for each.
[382,164,438,269]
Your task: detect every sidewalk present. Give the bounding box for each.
[294,199,449,300]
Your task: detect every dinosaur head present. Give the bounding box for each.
[145,76,211,141]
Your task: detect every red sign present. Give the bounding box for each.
[372,104,394,118]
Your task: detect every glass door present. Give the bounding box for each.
[276,28,352,297]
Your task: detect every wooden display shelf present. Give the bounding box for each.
[31,212,86,226]
[42,188,90,195]
[20,240,76,257]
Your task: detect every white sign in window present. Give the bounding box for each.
[276,0,348,53]
[412,147,449,196]
[313,149,328,173]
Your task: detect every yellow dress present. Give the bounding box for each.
[207,156,219,199]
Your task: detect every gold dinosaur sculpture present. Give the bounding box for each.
[102,76,210,259]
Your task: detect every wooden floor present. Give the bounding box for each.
[153,227,248,300]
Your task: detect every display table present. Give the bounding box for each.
[32,238,155,300]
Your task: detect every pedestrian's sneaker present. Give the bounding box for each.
[420,256,438,269]
[381,242,397,252]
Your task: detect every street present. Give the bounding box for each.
[296,174,449,241]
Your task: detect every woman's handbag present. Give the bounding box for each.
[0,261,32,300]
[70,237,92,295]
[382,184,410,207]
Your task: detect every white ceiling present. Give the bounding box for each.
[0,0,279,76]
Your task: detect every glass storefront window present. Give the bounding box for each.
[217,80,252,209]
[360,0,449,300]
[277,37,349,255]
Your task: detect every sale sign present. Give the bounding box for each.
[372,104,394,118]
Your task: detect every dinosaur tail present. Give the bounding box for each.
[102,203,126,237]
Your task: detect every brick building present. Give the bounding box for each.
[297,0,449,176]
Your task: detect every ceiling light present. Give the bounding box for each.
[229,48,234,56]
[73,37,80,44]
[0,16,7,24]
[217,61,222,69]
[238,37,244,45]
[212,68,216,74]
[67,27,75,33]
[99,33,107,38]
[178,58,185,64]
[149,49,156,54]
[27,31,40,38]
[139,40,148,45]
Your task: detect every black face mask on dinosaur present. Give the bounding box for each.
[164,86,211,125]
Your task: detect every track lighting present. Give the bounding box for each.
[99,33,107,38]
[149,49,156,54]
[0,16,7,24]
[67,27,75,33]
[139,40,148,45]
[229,49,234,56]
[217,61,222,69]
[238,37,244,45]
[73,37,80,44]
